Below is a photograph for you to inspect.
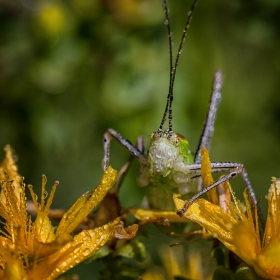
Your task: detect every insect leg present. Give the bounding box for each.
[182,162,243,178]
[194,71,223,163]
[115,136,146,191]
[240,169,257,205]
[103,128,148,170]
[177,165,243,217]
[187,162,257,204]
[211,164,258,207]
[241,169,265,230]
[178,162,265,230]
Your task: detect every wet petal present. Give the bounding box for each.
[44,218,121,279]
[56,166,117,236]
[129,208,190,223]
[231,221,258,263]
[0,145,22,206]
[174,194,238,254]
[201,147,218,205]
[255,238,280,279]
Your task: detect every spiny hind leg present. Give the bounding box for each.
[194,71,223,163]
[103,128,147,170]
[241,169,265,230]
[193,71,223,191]
[190,72,258,211]
[191,71,257,205]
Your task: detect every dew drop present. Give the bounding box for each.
[83,248,90,257]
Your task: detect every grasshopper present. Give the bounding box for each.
[102,0,258,219]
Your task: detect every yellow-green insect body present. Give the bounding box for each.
[137,129,197,210]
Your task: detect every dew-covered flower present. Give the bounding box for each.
[174,147,280,280]
[0,145,138,280]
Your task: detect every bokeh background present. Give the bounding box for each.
[1,0,280,278]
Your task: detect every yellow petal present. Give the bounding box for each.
[255,238,280,279]
[34,213,56,243]
[201,147,218,205]
[3,259,26,280]
[56,166,117,236]
[43,218,121,280]
[263,178,280,247]
[231,221,258,263]
[173,194,238,254]
[0,145,22,207]
[32,232,73,258]
[129,208,190,224]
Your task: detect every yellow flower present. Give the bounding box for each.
[174,147,280,280]
[0,145,138,279]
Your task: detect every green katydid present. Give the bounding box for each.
[102,0,258,219]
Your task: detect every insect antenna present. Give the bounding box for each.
[158,0,174,132]
[158,0,199,133]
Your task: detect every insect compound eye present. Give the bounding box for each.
[149,132,155,140]
[174,137,180,147]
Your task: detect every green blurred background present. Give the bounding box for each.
[0,0,280,278]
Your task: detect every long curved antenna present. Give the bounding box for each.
[159,0,199,132]
[158,0,174,131]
